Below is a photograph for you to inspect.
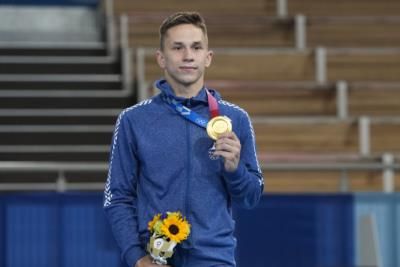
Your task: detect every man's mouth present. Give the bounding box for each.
[179,66,197,70]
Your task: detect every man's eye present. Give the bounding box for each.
[194,46,202,50]
[173,47,181,50]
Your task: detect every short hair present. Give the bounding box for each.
[159,11,208,50]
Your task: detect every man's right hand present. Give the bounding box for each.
[135,255,172,267]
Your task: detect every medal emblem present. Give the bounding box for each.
[206,116,232,140]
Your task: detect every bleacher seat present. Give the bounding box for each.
[126,12,294,48]
[348,82,400,116]
[140,50,315,84]
[286,0,400,16]
[326,49,400,81]
[112,0,272,16]
[208,80,336,117]
[307,17,400,48]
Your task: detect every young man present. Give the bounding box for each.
[104,12,264,267]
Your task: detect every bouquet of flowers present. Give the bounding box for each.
[146,211,191,265]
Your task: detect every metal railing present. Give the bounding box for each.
[0,161,108,192]
[0,155,399,192]
[262,153,400,193]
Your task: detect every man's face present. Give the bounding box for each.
[156,24,213,88]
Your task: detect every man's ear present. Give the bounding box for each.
[156,50,165,69]
[205,50,213,68]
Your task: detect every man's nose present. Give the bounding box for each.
[183,48,194,61]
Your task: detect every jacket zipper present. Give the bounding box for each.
[184,102,192,249]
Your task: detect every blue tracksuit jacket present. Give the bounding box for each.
[103,79,264,267]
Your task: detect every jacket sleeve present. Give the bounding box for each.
[103,112,145,267]
[222,111,264,209]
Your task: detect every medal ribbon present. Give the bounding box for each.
[206,90,219,118]
[163,89,219,129]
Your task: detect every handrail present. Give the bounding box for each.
[0,145,109,153]
[0,161,108,172]
[0,89,132,98]
[0,125,113,132]
[327,47,400,54]
[0,161,108,192]
[261,162,400,171]
[0,74,121,82]
[0,55,116,63]
[0,158,399,192]
[308,16,400,23]
[263,155,400,193]
[2,161,399,172]
[0,109,121,116]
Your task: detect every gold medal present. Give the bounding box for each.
[207,116,232,140]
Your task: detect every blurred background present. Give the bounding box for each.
[0,0,400,266]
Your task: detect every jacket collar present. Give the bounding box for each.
[155,79,221,105]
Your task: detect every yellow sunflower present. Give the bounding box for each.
[161,212,191,243]
[148,213,161,232]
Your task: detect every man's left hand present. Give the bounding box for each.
[213,132,241,172]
